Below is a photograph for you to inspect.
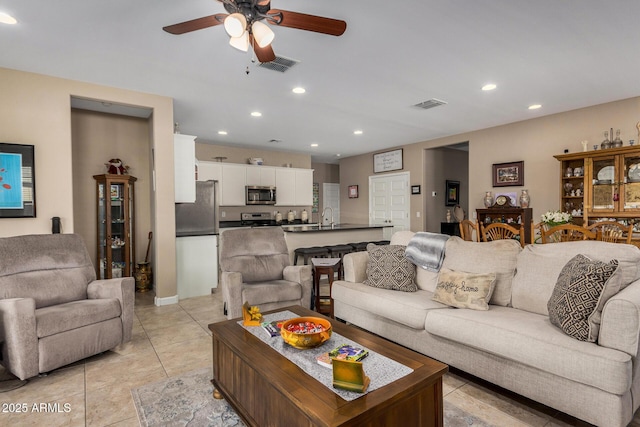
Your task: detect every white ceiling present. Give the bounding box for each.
[2,1,640,163]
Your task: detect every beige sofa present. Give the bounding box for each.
[0,234,134,380]
[332,231,640,427]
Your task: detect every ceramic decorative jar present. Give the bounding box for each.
[483,191,494,208]
[519,190,530,208]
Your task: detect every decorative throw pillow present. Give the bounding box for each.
[432,268,496,310]
[364,244,417,292]
[547,254,620,342]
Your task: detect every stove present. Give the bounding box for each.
[240,212,277,227]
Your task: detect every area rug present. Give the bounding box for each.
[132,368,491,426]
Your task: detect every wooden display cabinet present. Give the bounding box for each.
[555,146,640,243]
[94,174,137,279]
[476,207,533,243]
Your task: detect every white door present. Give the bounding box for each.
[369,172,410,239]
[322,183,340,225]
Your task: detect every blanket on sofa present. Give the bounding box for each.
[405,232,449,272]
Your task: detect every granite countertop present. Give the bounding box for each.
[280,223,391,232]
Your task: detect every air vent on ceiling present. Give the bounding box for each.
[413,98,448,110]
[258,56,299,73]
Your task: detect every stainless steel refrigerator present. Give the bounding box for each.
[175,180,219,299]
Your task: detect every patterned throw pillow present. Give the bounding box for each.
[547,254,620,342]
[432,268,496,310]
[364,244,417,292]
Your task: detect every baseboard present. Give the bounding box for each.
[154,294,179,306]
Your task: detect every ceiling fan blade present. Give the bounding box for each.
[163,13,227,35]
[250,35,276,63]
[267,9,346,36]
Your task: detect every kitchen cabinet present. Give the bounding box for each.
[174,134,196,202]
[198,160,313,206]
[555,146,640,227]
[246,165,276,186]
[221,164,247,206]
[275,168,296,205]
[94,174,137,279]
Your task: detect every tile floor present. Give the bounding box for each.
[0,290,638,426]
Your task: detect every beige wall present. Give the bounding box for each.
[0,67,177,301]
[71,109,152,269]
[340,96,640,232]
[195,142,311,168]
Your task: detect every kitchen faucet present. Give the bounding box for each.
[321,207,334,228]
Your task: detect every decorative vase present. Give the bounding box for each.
[483,191,494,208]
[519,190,530,208]
[446,209,451,223]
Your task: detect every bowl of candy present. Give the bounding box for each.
[280,317,332,349]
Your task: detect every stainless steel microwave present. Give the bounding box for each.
[246,186,276,205]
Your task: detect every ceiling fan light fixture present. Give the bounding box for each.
[251,21,275,48]
[224,13,247,38]
[229,31,249,52]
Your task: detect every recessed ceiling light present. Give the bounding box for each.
[528,104,542,110]
[292,87,306,94]
[0,12,17,25]
[353,130,363,135]
[482,83,497,91]
[336,154,341,157]
[218,131,228,135]
[310,143,318,147]
[251,111,262,117]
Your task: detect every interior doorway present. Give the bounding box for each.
[369,172,410,238]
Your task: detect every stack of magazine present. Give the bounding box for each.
[316,344,369,368]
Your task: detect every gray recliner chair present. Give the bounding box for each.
[219,227,312,320]
[0,234,134,380]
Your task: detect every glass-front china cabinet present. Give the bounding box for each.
[94,174,136,279]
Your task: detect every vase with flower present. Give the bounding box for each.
[540,210,573,243]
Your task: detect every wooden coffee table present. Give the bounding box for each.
[209,305,448,427]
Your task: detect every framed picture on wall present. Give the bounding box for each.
[492,161,524,187]
[348,185,359,198]
[445,180,460,206]
[0,143,36,218]
[411,185,421,195]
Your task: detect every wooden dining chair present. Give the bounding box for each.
[540,223,596,243]
[480,223,525,248]
[530,221,544,244]
[459,219,479,242]
[587,221,633,244]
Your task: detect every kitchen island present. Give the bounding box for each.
[282,224,391,265]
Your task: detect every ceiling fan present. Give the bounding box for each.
[163,0,347,63]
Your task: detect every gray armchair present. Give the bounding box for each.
[219,227,312,319]
[0,234,134,380]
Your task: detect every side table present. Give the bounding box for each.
[311,257,341,319]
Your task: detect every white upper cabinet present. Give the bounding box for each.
[294,169,313,206]
[275,168,296,206]
[174,134,196,202]
[246,165,276,187]
[220,164,247,206]
[197,161,222,182]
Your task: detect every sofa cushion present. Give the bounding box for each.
[390,231,439,291]
[548,254,620,342]
[241,280,302,306]
[441,236,521,306]
[36,299,122,338]
[332,281,449,330]
[364,244,417,292]
[511,241,640,316]
[432,268,496,310]
[425,306,632,395]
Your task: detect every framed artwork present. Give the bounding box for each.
[411,185,421,195]
[493,161,524,187]
[110,184,120,200]
[445,180,460,206]
[0,143,36,218]
[373,149,403,173]
[348,185,359,198]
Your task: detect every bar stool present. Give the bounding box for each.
[348,242,369,252]
[311,257,341,318]
[325,244,353,279]
[294,246,329,265]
